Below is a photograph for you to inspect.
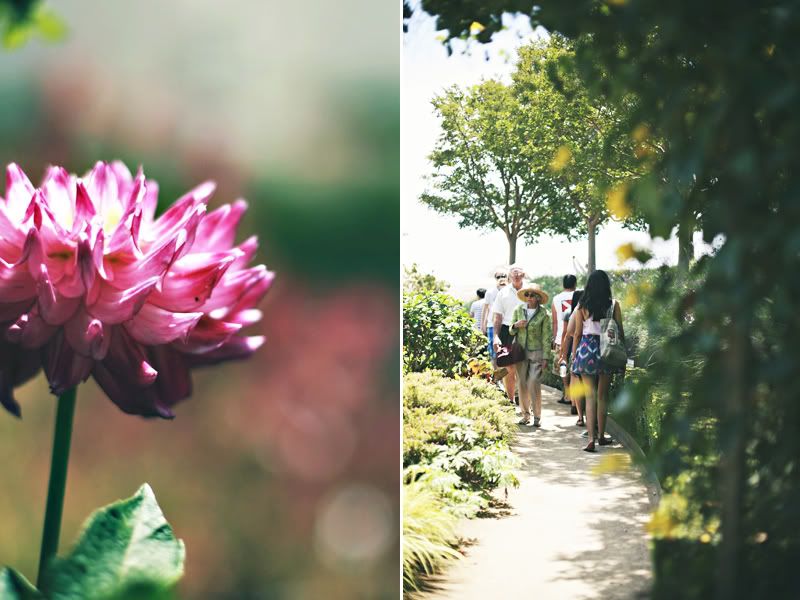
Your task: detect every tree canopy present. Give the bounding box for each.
[421,78,555,263]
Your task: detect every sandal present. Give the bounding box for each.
[598,436,613,446]
[576,418,585,427]
[583,441,596,453]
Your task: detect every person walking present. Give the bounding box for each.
[481,269,508,370]
[552,274,577,405]
[491,265,526,406]
[570,270,625,452]
[508,282,551,426]
[559,289,584,425]
[469,288,486,331]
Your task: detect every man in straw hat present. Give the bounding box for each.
[508,282,552,426]
[491,265,526,405]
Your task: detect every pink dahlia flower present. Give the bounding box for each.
[0,161,272,418]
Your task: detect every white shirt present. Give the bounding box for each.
[492,285,524,326]
[552,290,574,344]
[469,299,484,330]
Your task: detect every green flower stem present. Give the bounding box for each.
[37,387,77,587]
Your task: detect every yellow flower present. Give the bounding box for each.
[646,509,677,538]
[699,533,711,544]
[567,379,589,399]
[632,124,650,143]
[591,453,631,476]
[607,183,631,219]
[616,242,637,264]
[549,146,572,172]
[469,21,485,35]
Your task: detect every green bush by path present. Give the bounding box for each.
[402,372,519,590]
[403,291,486,377]
[402,476,461,592]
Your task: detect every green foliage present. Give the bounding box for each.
[0,1,66,49]
[0,568,41,599]
[403,263,449,295]
[421,79,555,263]
[402,477,460,591]
[403,291,485,376]
[0,485,184,600]
[402,372,519,588]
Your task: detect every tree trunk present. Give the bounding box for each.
[716,327,748,600]
[507,233,517,265]
[587,217,598,273]
[678,217,694,272]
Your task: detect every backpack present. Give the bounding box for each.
[600,300,627,368]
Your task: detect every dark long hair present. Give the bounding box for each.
[570,289,584,314]
[580,270,612,321]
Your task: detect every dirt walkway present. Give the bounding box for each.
[419,385,653,600]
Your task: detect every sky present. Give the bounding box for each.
[400,7,705,299]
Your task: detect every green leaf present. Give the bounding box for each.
[2,23,32,50]
[42,484,184,600]
[33,7,67,42]
[0,568,42,599]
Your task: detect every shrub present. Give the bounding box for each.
[403,291,486,377]
[402,477,461,592]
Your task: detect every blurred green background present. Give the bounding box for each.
[0,1,399,598]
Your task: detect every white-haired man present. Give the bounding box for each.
[491,265,525,405]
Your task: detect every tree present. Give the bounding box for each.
[403,263,450,295]
[512,36,643,272]
[421,80,556,263]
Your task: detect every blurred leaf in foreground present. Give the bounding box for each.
[41,484,184,600]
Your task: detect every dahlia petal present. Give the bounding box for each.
[174,316,242,354]
[85,161,120,220]
[149,251,237,311]
[86,276,159,324]
[148,345,192,407]
[7,310,57,348]
[148,182,213,241]
[103,237,177,290]
[0,298,34,322]
[0,341,40,417]
[228,308,263,327]
[192,200,247,252]
[36,266,81,325]
[64,308,111,360]
[231,235,258,270]
[74,181,97,227]
[227,269,274,316]
[42,166,76,233]
[92,362,174,419]
[124,303,202,346]
[201,265,271,312]
[43,331,93,394]
[4,163,35,222]
[102,326,158,386]
[184,335,265,366]
[0,262,36,302]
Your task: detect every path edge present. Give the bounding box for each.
[606,415,662,509]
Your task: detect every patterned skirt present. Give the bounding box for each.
[571,334,616,376]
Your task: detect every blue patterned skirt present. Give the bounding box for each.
[571,334,616,376]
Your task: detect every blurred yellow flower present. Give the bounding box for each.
[567,379,589,399]
[646,508,678,538]
[469,21,485,35]
[624,286,639,306]
[550,146,572,172]
[754,531,768,543]
[591,453,631,476]
[606,0,628,5]
[700,533,711,543]
[616,242,637,264]
[632,123,650,143]
[607,183,631,219]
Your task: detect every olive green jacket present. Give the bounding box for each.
[509,305,552,352]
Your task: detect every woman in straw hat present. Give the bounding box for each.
[508,282,552,426]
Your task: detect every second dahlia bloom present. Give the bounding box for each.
[0,162,272,418]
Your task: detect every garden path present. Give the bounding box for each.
[419,385,653,600]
